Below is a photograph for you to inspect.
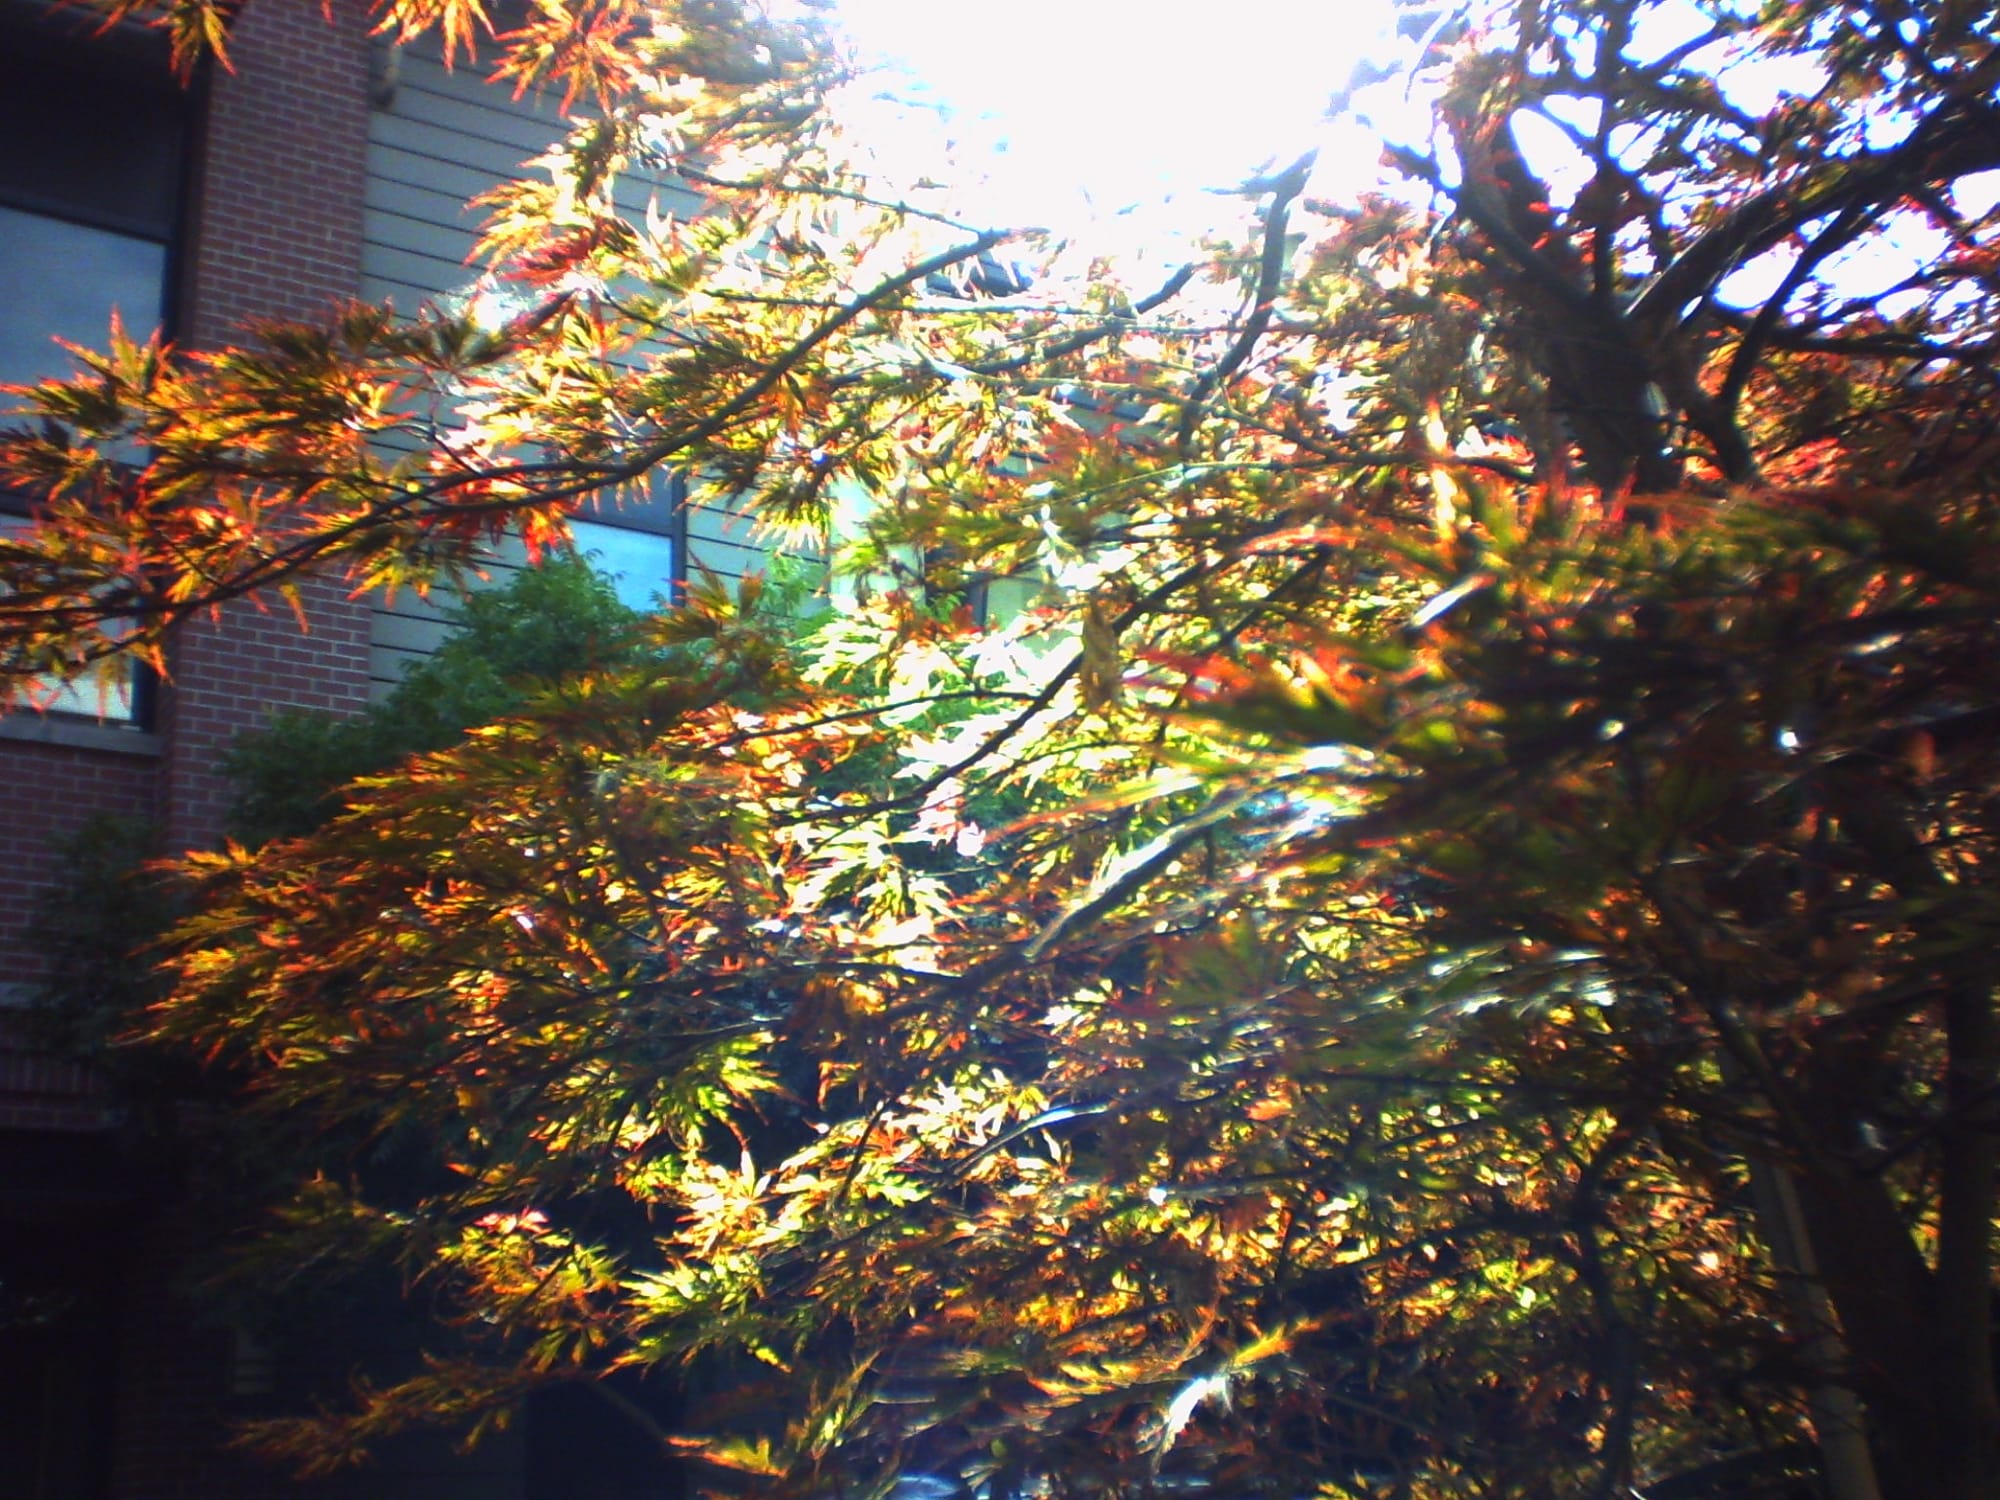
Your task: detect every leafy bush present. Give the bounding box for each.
[225,554,646,844]
[28,814,174,1066]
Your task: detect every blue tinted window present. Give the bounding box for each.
[0,206,167,388]
[569,519,677,611]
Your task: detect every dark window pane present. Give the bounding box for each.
[577,470,684,533]
[570,471,684,609]
[0,206,166,388]
[570,520,677,610]
[0,28,183,237]
[0,514,138,723]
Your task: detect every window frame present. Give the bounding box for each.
[0,4,193,734]
[566,470,688,612]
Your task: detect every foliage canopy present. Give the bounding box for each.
[222,552,650,843]
[7,2,2000,1498]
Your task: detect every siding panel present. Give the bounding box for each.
[361,43,783,702]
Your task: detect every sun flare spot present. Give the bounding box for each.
[829,0,1402,233]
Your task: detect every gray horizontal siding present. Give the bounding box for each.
[362,48,702,308]
[368,534,527,700]
[361,42,776,702]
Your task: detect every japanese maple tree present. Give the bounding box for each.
[7,2,2000,1498]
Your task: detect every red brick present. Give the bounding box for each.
[0,6,374,972]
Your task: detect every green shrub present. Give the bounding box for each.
[225,554,645,844]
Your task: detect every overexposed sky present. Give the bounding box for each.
[827,0,1403,233]
[817,0,1987,321]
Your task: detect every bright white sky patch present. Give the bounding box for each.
[829,0,1400,233]
[818,0,1945,322]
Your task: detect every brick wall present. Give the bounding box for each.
[0,738,157,977]
[0,742,152,1131]
[0,12,482,1497]
[102,12,382,1499]
[159,572,376,853]
[2,8,374,1485]
[0,0,376,966]
[181,1,373,337]
[0,1020,114,1130]
[107,1187,311,1500]
[160,0,377,854]
[0,1,373,941]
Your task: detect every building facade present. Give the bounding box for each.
[0,4,753,1493]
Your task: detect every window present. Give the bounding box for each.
[0,206,167,387]
[0,16,182,390]
[568,472,685,611]
[0,13,186,726]
[0,511,147,722]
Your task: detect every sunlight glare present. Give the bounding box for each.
[830,0,1401,231]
